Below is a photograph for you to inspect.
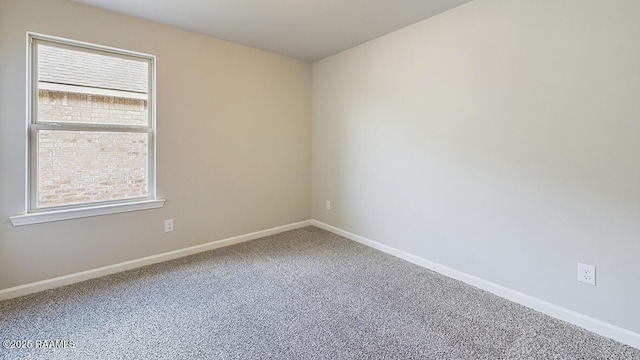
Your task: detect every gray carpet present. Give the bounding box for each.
[1,226,638,359]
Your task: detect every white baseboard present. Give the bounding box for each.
[0,220,312,301]
[3,218,638,350]
[310,220,640,350]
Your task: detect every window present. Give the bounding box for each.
[10,33,164,226]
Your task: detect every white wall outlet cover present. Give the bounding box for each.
[326,200,331,210]
[577,263,596,286]
[164,219,174,233]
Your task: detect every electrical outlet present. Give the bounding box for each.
[577,263,595,286]
[325,200,331,211]
[164,219,174,233]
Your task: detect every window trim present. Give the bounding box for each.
[10,32,164,226]
[10,199,166,226]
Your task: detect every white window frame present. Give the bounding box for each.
[10,33,164,226]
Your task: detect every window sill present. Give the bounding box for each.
[9,199,165,226]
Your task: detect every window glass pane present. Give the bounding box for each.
[37,44,149,126]
[37,130,148,208]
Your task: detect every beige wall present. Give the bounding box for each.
[0,0,311,288]
[312,0,640,333]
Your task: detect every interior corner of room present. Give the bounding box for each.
[0,0,639,354]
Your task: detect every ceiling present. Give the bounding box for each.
[73,0,473,62]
